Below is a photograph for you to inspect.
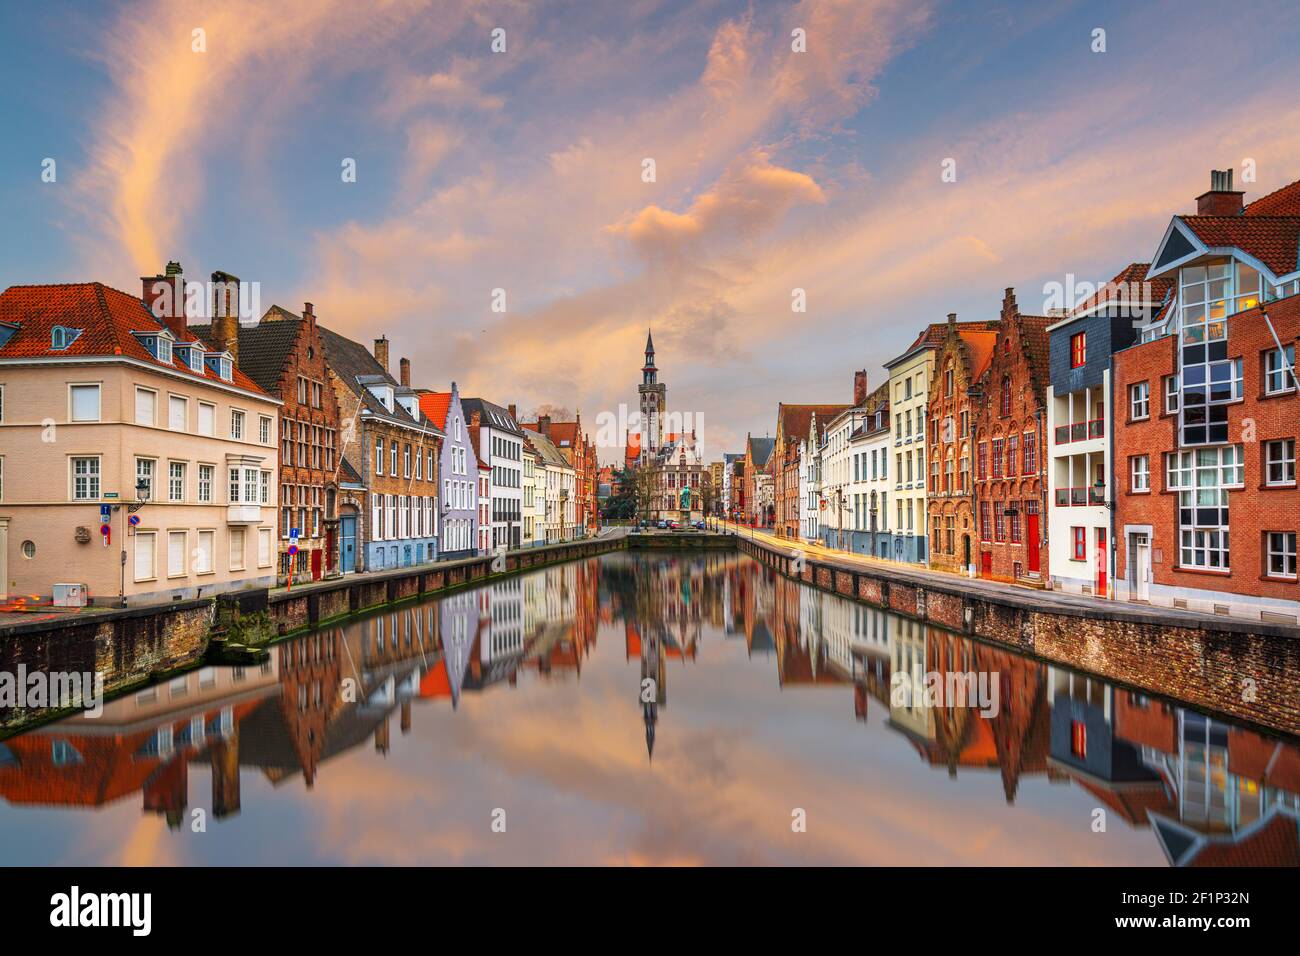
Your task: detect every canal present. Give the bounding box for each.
[0,550,1296,866]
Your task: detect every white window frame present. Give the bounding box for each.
[198,464,214,503]
[1265,345,1297,395]
[1266,531,1297,579]
[196,529,215,574]
[168,394,188,432]
[198,401,215,436]
[134,530,157,582]
[69,383,101,423]
[167,529,187,578]
[135,386,157,426]
[1129,381,1149,420]
[1130,455,1150,492]
[1265,439,1296,486]
[230,408,245,440]
[70,455,101,500]
[168,460,186,502]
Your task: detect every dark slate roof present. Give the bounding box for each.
[461,397,524,436]
[317,323,437,432]
[748,436,775,468]
[191,306,302,394]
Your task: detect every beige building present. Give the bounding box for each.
[523,428,575,542]
[0,280,280,606]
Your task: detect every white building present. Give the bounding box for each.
[461,398,524,549]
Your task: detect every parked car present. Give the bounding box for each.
[657,519,668,529]
[669,520,681,530]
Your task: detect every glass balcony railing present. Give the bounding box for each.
[1054,419,1104,445]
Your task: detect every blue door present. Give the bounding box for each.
[340,515,356,573]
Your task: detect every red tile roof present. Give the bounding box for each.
[417,391,453,430]
[1245,177,1300,216]
[1180,215,1300,277]
[0,282,269,395]
[1067,262,1174,317]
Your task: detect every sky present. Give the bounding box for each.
[3,0,1300,462]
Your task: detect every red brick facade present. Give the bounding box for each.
[927,315,997,573]
[1113,294,1299,612]
[973,290,1051,584]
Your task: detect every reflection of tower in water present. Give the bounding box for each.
[640,629,666,760]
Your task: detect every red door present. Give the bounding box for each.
[1095,528,1107,597]
[311,548,323,581]
[981,551,992,577]
[1026,514,1040,573]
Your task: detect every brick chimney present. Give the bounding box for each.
[853,369,868,406]
[373,336,389,372]
[399,357,410,387]
[303,302,315,329]
[508,403,517,422]
[538,414,551,436]
[1197,169,1244,216]
[210,270,240,365]
[141,261,187,340]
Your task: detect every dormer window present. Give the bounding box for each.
[176,344,205,373]
[204,352,233,382]
[50,325,82,350]
[133,330,175,363]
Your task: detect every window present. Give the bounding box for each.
[1070,332,1086,368]
[258,528,273,567]
[994,501,1005,542]
[168,461,185,501]
[979,501,990,541]
[1129,382,1149,420]
[71,456,100,499]
[136,458,155,500]
[977,442,987,480]
[1164,375,1180,413]
[133,530,156,582]
[991,438,1004,478]
[1265,345,1296,394]
[1022,430,1036,475]
[167,530,187,577]
[391,441,398,475]
[229,527,246,571]
[1072,527,1086,560]
[1070,720,1087,758]
[1266,532,1297,578]
[375,437,384,475]
[135,387,156,426]
[168,394,187,431]
[198,464,214,502]
[1000,377,1011,416]
[1130,455,1150,492]
[259,416,272,444]
[198,402,215,436]
[70,384,100,422]
[1265,439,1295,485]
[196,530,214,573]
[230,409,245,440]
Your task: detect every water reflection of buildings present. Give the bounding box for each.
[749,560,1300,866]
[0,561,599,822]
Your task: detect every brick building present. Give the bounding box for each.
[1112,171,1300,623]
[517,412,596,536]
[926,313,997,574]
[973,289,1051,584]
[320,331,442,571]
[742,434,775,527]
[773,395,852,538]
[193,302,341,582]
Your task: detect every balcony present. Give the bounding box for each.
[1054,419,1105,445]
[227,504,264,524]
[1054,486,1106,507]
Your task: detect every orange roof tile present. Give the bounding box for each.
[0,282,270,395]
[418,391,453,430]
[1180,215,1300,277]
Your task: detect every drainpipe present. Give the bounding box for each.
[1106,367,1117,602]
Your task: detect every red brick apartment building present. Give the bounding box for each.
[1113,170,1300,624]
[973,290,1051,584]
[773,389,853,538]
[927,313,997,574]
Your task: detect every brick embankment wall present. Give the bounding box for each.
[0,600,213,731]
[738,535,1300,737]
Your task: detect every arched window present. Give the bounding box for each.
[1000,376,1011,417]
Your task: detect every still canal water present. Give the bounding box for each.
[1,551,1296,866]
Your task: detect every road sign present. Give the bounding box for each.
[128,514,140,527]
[100,504,111,518]
[103,492,118,499]
[288,544,299,556]
[100,523,111,535]
[290,527,300,539]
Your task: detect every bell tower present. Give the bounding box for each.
[637,329,666,463]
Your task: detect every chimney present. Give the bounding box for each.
[1197,168,1244,216]
[399,357,410,387]
[538,414,551,436]
[141,261,187,340]
[947,311,957,326]
[373,336,389,372]
[508,403,517,422]
[210,270,240,365]
[303,302,315,328]
[853,369,868,407]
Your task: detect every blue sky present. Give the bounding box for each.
[3,0,1300,458]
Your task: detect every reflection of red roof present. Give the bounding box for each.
[1228,729,1300,793]
[1151,808,1300,867]
[419,661,452,698]
[417,391,453,430]
[0,283,268,396]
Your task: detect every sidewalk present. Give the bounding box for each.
[717,520,1300,638]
